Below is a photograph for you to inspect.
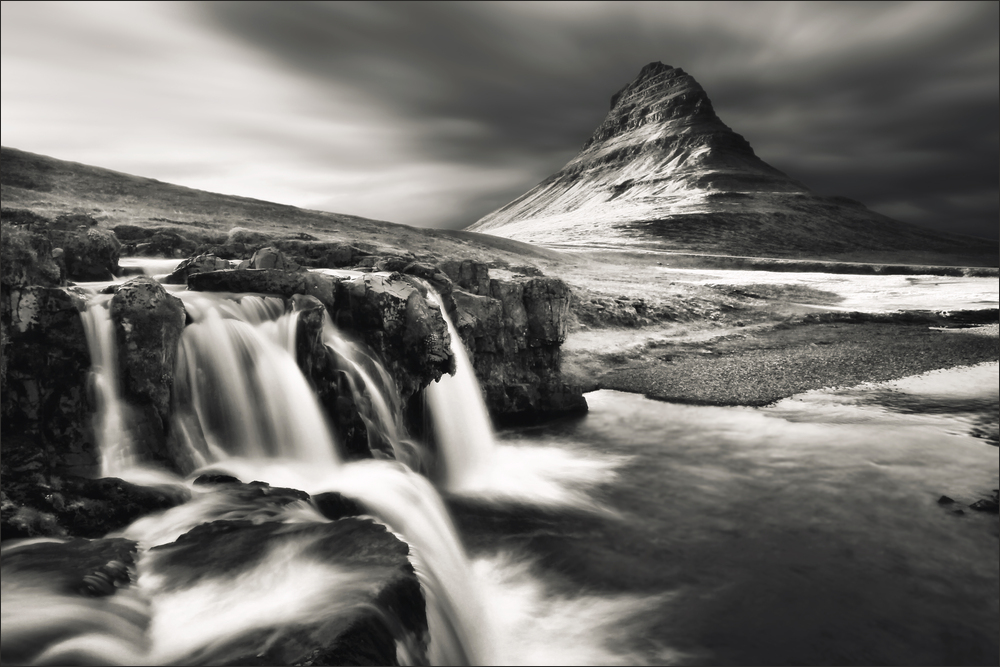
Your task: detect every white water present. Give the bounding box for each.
[424,293,498,492]
[7,266,996,666]
[171,292,339,472]
[81,296,135,477]
[320,312,426,468]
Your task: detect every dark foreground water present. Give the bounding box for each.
[449,364,999,665]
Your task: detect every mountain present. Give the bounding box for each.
[468,62,996,264]
[0,146,560,266]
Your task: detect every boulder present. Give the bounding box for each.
[226,226,271,247]
[162,253,233,284]
[60,227,122,281]
[241,245,301,271]
[336,273,454,399]
[109,277,186,467]
[1,286,97,476]
[142,511,428,665]
[188,268,339,314]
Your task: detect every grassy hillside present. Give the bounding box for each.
[0,146,564,268]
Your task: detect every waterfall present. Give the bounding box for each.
[59,278,502,666]
[81,295,135,477]
[424,292,498,492]
[171,292,340,472]
[331,460,495,666]
[320,312,427,470]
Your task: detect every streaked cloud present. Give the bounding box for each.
[2,1,996,239]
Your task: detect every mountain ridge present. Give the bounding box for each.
[468,62,996,265]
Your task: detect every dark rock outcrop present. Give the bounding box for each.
[109,277,186,468]
[144,511,428,665]
[188,268,339,313]
[470,275,586,421]
[443,262,587,421]
[162,253,233,284]
[335,272,455,400]
[0,465,188,540]
[59,227,122,280]
[1,263,97,475]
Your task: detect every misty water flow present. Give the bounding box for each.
[3,267,997,666]
[661,267,999,312]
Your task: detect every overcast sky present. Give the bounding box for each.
[2,1,997,240]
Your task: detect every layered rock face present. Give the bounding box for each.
[469,62,993,259]
[443,261,586,423]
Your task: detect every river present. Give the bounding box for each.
[454,366,998,664]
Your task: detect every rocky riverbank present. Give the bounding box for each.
[590,317,999,407]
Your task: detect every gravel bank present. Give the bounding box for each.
[597,321,999,407]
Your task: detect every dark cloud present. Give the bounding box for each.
[3,2,995,238]
[199,1,998,238]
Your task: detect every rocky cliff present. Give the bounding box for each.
[1,225,583,664]
[469,62,995,261]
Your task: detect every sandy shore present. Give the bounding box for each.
[571,320,999,407]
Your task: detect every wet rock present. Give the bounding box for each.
[1,536,138,594]
[968,499,998,514]
[969,490,999,514]
[192,473,242,486]
[0,537,148,666]
[336,272,454,399]
[144,516,428,665]
[60,227,122,281]
[110,277,186,468]
[162,253,233,284]
[314,491,366,520]
[1,287,97,476]
[1,462,188,540]
[187,269,339,314]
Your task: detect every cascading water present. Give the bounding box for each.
[8,258,997,666]
[35,275,501,665]
[81,295,135,477]
[320,312,426,470]
[423,292,498,492]
[171,292,340,475]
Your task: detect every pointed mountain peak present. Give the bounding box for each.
[467,64,993,261]
[585,63,728,151]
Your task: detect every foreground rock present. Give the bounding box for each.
[0,461,187,540]
[1,496,427,666]
[109,277,186,469]
[143,514,427,665]
[2,223,98,476]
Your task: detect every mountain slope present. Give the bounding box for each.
[468,62,996,264]
[0,146,562,265]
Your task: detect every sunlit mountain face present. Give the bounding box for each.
[469,62,996,264]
